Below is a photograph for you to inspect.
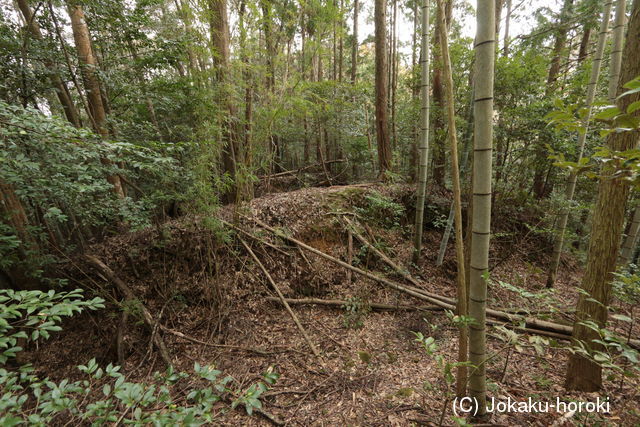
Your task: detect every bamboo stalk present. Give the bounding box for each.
[436,0,469,397]
[413,0,431,263]
[241,216,635,346]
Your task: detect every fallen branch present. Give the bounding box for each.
[342,217,455,306]
[159,325,274,355]
[85,255,173,367]
[238,238,322,360]
[240,217,640,348]
[259,159,346,180]
[265,296,442,312]
[222,219,291,257]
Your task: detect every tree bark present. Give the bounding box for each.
[565,0,640,392]
[431,0,452,186]
[67,2,124,199]
[375,0,391,179]
[208,0,239,203]
[468,0,495,419]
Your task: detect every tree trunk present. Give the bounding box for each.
[436,0,467,397]
[502,0,512,56]
[351,0,359,83]
[16,0,81,128]
[174,0,200,79]
[546,1,613,288]
[413,0,431,263]
[67,2,124,199]
[410,0,419,182]
[208,0,238,203]
[577,27,592,64]
[565,0,640,392]
[532,0,575,199]
[608,0,627,104]
[0,180,40,290]
[238,0,254,202]
[468,0,495,419]
[375,0,391,179]
[620,205,640,265]
[431,0,452,186]
[390,0,398,152]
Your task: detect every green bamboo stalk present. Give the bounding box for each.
[468,0,495,419]
[413,0,431,263]
[546,1,613,288]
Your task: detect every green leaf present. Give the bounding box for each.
[627,100,640,114]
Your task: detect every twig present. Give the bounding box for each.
[85,255,173,367]
[159,325,273,355]
[238,238,322,360]
[222,219,291,257]
[241,216,640,348]
[265,296,441,312]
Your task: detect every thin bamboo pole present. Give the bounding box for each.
[413,0,431,263]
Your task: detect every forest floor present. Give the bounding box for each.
[24,183,640,426]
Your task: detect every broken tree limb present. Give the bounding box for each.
[241,217,640,349]
[271,297,569,342]
[244,216,458,309]
[266,296,442,312]
[238,238,322,360]
[158,325,273,355]
[85,255,173,367]
[222,219,291,257]
[259,159,346,180]
[342,216,456,306]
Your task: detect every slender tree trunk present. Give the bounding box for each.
[532,0,575,199]
[174,0,200,79]
[67,2,124,199]
[546,1,613,288]
[431,0,452,186]
[0,180,40,290]
[468,0,495,419]
[261,0,281,173]
[436,0,467,397]
[351,0,359,83]
[503,0,512,56]
[390,0,398,152]
[410,0,420,181]
[208,0,238,203]
[375,0,391,179]
[565,0,640,392]
[620,205,640,265]
[609,0,627,104]
[413,0,431,263]
[495,0,504,39]
[238,0,254,202]
[577,27,592,64]
[339,0,344,82]
[16,0,81,128]
[613,0,631,264]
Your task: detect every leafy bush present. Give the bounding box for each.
[0,288,278,425]
[355,191,405,229]
[0,101,198,282]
